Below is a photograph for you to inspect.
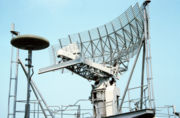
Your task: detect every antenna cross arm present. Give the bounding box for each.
[39,57,118,80]
[39,58,83,74]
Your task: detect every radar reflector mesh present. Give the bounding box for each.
[43,3,144,80]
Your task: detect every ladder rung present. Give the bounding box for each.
[147,77,153,80]
[9,95,15,97]
[11,61,19,63]
[146,57,152,60]
[10,77,17,80]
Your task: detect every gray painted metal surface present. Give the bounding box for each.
[106,109,155,118]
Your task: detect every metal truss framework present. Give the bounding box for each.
[45,1,155,112]
[8,1,179,118]
[48,3,145,81]
[7,26,54,118]
[39,1,155,112]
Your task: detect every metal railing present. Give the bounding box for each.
[11,96,179,118]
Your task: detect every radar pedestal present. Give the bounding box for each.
[90,79,120,118]
[11,34,49,118]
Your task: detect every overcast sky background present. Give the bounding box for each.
[0,0,180,117]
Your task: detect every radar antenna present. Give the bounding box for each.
[39,1,155,118]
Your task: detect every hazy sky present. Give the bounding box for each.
[0,0,180,117]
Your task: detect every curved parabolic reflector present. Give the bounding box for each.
[52,3,144,72]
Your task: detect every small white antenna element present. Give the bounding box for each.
[11,23,15,31]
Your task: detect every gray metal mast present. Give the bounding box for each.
[143,0,156,109]
[24,50,32,118]
[7,24,19,118]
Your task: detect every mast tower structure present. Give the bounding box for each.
[7,25,55,118]
[7,24,19,118]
